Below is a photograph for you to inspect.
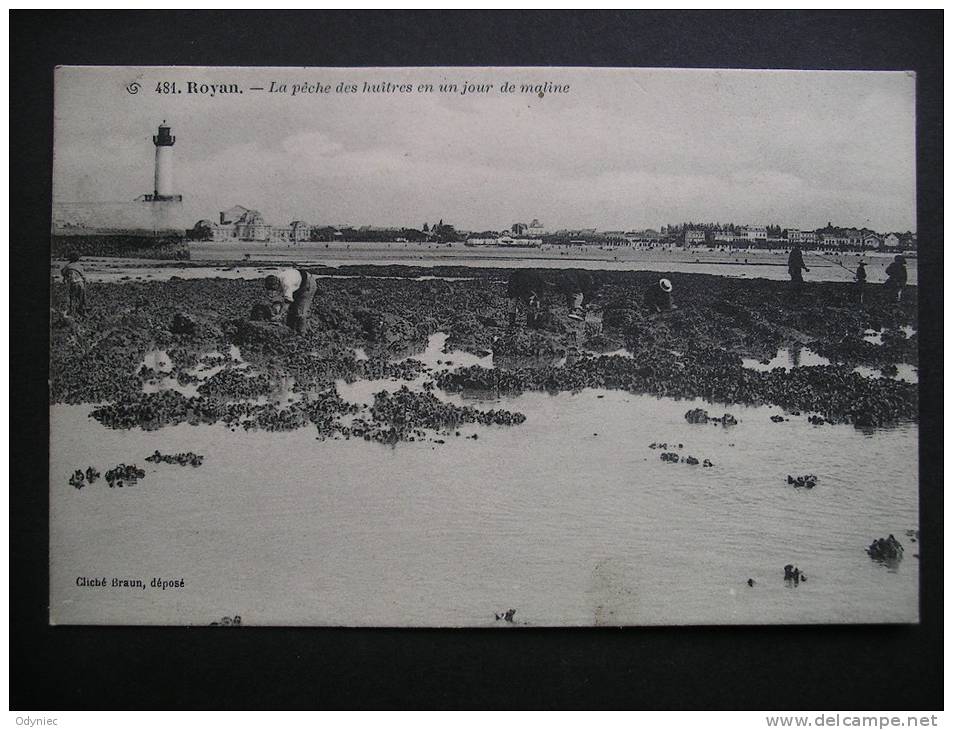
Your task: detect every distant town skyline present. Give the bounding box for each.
[53,66,917,233]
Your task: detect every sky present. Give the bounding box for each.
[53,66,917,233]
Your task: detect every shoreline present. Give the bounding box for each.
[51,251,919,286]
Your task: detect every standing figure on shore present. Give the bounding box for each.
[263,268,319,335]
[787,244,809,290]
[61,252,87,317]
[885,255,908,303]
[645,278,675,314]
[855,261,867,304]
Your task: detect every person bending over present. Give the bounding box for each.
[505,269,598,327]
[263,268,319,335]
[61,252,87,317]
[645,277,675,314]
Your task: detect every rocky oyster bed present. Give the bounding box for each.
[51,269,918,440]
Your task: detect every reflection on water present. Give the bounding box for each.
[335,377,413,407]
[139,345,256,399]
[141,350,172,373]
[588,347,636,359]
[853,364,919,384]
[742,346,831,371]
[742,345,917,384]
[399,332,493,371]
[864,326,916,345]
[396,332,639,372]
[139,349,202,398]
[863,330,884,346]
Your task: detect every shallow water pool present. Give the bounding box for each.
[50,372,918,626]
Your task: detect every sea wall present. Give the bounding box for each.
[53,201,185,237]
[51,234,190,260]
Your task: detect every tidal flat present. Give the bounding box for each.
[49,268,919,626]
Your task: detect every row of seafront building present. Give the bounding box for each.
[193,206,312,243]
[682,225,916,251]
[189,207,916,253]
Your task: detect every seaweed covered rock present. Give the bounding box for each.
[241,389,359,435]
[51,271,919,431]
[90,390,241,430]
[783,564,806,584]
[493,329,565,358]
[367,386,526,443]
[685,408,709,424]
[495,608,517,623]
[197,368,275,399]
[226,319,298,354]
[145,450,204,467]
[171,312,198,335]
[249,302,277,321]
[867,534,904,562]
[105,463,146,488]
[787,474,818,489]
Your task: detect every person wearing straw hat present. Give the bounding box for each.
[645,277,675,314]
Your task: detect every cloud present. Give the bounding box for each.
[52,67,917,232]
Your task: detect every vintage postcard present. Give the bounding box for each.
[50,66,919,626]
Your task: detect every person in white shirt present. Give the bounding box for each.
[264,268,318,334]
[61,252,87,316]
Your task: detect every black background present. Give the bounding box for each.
[10,11,942,710]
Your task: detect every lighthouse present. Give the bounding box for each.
[54,120,185,237]
[151,121,180,200]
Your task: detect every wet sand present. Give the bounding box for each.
[54,242,919,285]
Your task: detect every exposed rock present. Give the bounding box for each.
[105,463,146,488]
[170,311,197,335]
[783,564,806,584]
[787,474,818,489]
[867,534,904,562]
[145,450,204,467]
[495,608,517,623]
[685,408,709,424]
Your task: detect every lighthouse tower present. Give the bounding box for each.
[151,121,180,200]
